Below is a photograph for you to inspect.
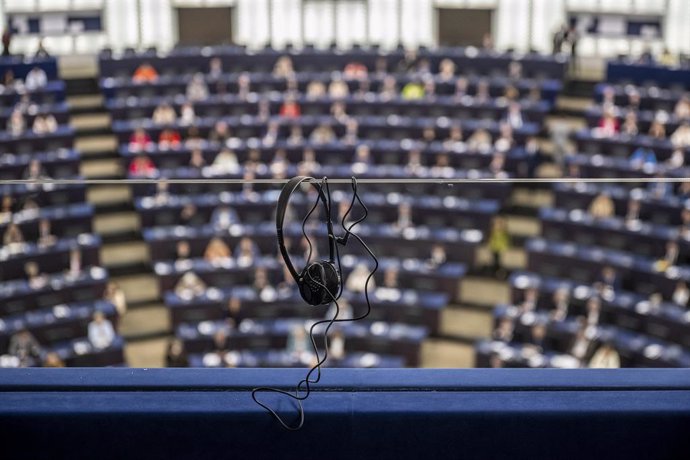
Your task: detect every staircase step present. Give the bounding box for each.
[440,308,493,340]
[71,113,111,131]
[81,158,123,179]
[420,339,475,368]
[459,277,510,307]
[76,135,118,153]
[111,273,159,304]
[124,337,169,368]
[119,304,170,339]
[94,211,140,236]
[101,240,148,267]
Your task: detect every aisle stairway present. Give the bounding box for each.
[66,77,170,366]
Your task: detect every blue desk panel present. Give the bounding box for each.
[0,369,689,459]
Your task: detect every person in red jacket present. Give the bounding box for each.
[279,95,301,118]
[128,128,153,151]
[129,154,158,177]
[596,108,619,136]
[158,128,181,149]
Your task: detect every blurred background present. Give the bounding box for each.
[1,0,690,370]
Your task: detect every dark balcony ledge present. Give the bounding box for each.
[1,369,690,459]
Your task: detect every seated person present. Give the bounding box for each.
[3,222,24,247]
[672,281,690,307]
[298,148,320,175]
[674,96,690,119]
[253,266,277,300]
[9,328,42,366]
[166,339,189,367]
[666,149,685,169]
[132,63,159,83]
[438,58,455,81]
[379,75,397,100]
[508,61,523,79]
[648,120,667,140]
[104,281,128,316]
[68,248,82,277]
[346,263,375,293]
[569,320,595,365]
[31,114,57,134]
[343,61,368,79]
[184,126,204,148]
[208,120,231,144]
[152,103,177,125]
[204,237,232,264]
[427,244,447,267]
[382,267,400,289]
[353,144,372,167]
[588,192,614,219]
[523,136,543,179]
[595,108,619,136]
[208,57,223,78]
[624,198,641,223]
[24,66,47,90]
[492,317,514,342]
[328,77,349,99]
[475,80,490,104]
[128,128,153,151]
[43,352,65,368]
[551,287,570,321]
[306,81,326,99]
[454,77,469,99]
[588,342,620,368]
[467,128,492,152]
[329,329,346,360]
[179,102,196,125]
[647,174,673,199]
[37,218,56,247]
[620,110,639,136]
[671,122,690,148]
[88,311,115,349]
[504,101,524,129]
[279,95,301,118]
[585,297,601,326]
[25,261,47,290]
[158,128,181,149]
[186,73,209,101]
[128,153,157,177]
[401,80,424,100]
[236,72,251,100]
[7,108,25,136]
[210,202,241,230]
[286,325,311,358]
[234,237,259,266]
[310,124,335,144]
[189,149,206,168]
[174,271,207,298]
[596,265,621,291]
[23,159,49,180]
[629,147,657,170]
[270,149,289,177]
[273,56,294,78]
[210,148,239,173]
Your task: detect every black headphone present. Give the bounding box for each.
[276,176,341,306]
[253,175,377,431]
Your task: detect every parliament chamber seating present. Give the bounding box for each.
[94,45,567,369]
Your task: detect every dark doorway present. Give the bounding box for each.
[176,7,234,46]
[436,8,493,47]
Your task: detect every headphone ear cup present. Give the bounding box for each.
[299,261,340,306]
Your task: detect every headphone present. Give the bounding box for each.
[253,175,377,431]
[275,176,341,306]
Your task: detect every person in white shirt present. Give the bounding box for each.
[588,343,620,368]
[25,66,47,91]
[88,311,115,349]
[671,122,690,148]
[186,73,209,102]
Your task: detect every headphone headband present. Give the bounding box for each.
[276,176,336,282]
